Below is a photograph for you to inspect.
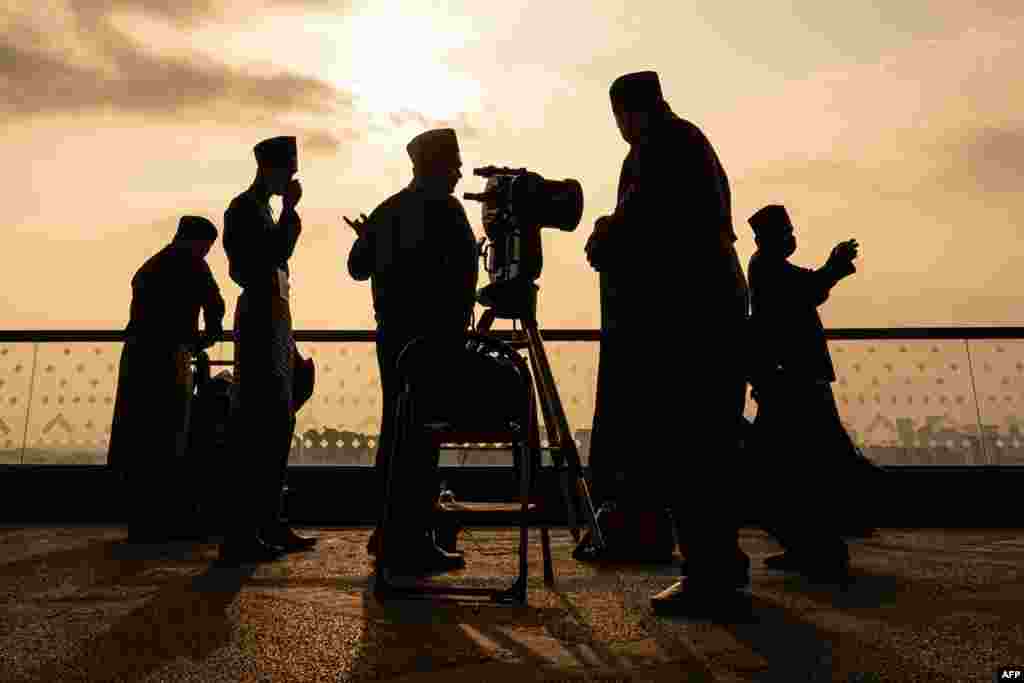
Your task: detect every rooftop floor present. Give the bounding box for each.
[1,526,1022,682]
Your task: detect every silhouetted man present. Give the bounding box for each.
[347,128,477,575]
[747,204,866,578]
[585,71,751,616]
[219,136,317,564]
[108,216,225,543]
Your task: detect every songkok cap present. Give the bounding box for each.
[254,136,298,170]
[748,204,794,237]
[610,71,663,112]
[407,128,461,170]
[175,215,218,242]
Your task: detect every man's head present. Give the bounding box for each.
[749,205,797,259]
[407,128,462,194]
[254,136,298,195]
[610,71,668,145]
[173,215,218,259]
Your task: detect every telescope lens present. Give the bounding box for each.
[512,176,583,232]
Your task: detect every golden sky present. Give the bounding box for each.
[3,0,1023,330]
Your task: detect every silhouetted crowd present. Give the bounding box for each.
[108,70,884,619]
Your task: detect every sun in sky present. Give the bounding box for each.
[332,2,484,126]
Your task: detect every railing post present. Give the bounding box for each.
[19,342,39,466]
[963,339,990,466]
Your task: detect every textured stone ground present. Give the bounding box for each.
[1,526,1022,682]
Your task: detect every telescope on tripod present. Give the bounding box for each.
[463,165,604,551]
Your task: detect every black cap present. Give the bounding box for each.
[610,71,663,112]
[407,128,461,170]
[748,205,793,237]
[254,136,298,170]
[175,215,218,241]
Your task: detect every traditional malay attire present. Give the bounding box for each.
[348,128,478,573]
[747,204,877,574]
[108,216,224,541]
[220,136,314,562]
[587,71,752,614]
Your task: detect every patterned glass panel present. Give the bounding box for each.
[0,343,34,463]
[23,343,122,465]
[828,340,984,465]
[967,340,1024,466]
[290,342,381,466]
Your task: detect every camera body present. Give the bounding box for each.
[464,166,583,287]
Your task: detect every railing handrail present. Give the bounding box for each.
[2,327,1024,343]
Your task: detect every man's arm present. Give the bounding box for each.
[446,200,479,328]
[272,207,302,265]
[223,201,274,289]
[347,208,379,281]
[199,261,226,337]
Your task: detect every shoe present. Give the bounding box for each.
[841,526,877,538]
[261,524,317,553]
[217,537,286,565]
[763,552,802,571]
[650,578,751,619]
[367,527,381,556]
[382,538,466,576]
[679,556,750,588]
[764,551,851,582]
[370,526,464,557]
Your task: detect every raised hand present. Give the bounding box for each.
[586,215,613,271]
[283,179,303,210]
[343,213,369,237]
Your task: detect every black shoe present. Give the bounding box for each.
[841,526,877,538]
[367,527,381,556]
[650,578,751,619]
[262,525,317,553]
[383,539,466,576]
[765,552,851,582]
[763,552,802,571]
[679,556,750,588]
[217,537,286,565]
[370,526,464,557]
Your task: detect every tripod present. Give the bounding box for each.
[475,280,605,551]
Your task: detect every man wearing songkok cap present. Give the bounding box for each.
[108,215,225,543]
[346,127,477,575]
[745,204,876,577]
[219,136,317,564]
[582,70,752,616]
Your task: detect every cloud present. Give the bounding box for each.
[1,1,357,146]
[952,126,1024,194]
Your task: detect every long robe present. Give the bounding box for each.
[747,250,883,540]
[588,108,750,579]
[223,186,301,535]
[590,110,748,504]
[348,180,479,537]
[107,243,225,532]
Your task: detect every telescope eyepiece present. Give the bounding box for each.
[473,166,527,178]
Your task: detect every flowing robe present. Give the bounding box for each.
[107,243,225,531]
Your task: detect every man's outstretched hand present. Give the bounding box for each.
[343,213,369,238]
[586,216,614,271]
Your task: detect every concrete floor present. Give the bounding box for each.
[1,526,1022,682]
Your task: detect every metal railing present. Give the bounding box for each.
[1,328,1023,467]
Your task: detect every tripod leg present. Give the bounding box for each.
[521,320,605,551]
[476,309,497,333]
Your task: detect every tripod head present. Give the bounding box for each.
[463,165,583,317]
